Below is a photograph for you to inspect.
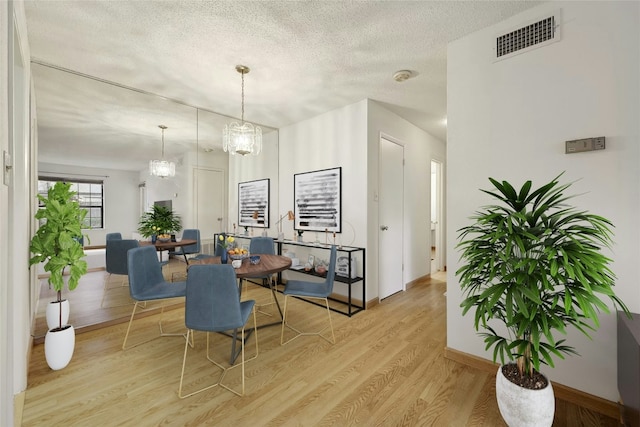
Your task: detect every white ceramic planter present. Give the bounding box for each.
[496,365,555,427]
[44,324,75,370]
[46,299,70,330]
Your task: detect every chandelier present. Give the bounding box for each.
[223,65,262,156]
[149,125,176,178]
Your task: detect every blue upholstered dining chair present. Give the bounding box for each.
[122,246,187,350]
[101,239,139,308]
[280,245,337,345]
[173,229,202,264]
[178,264,258,398]
[106,232,122,241]
[244,236,278,314]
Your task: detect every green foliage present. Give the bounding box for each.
[29,182,88,303]
[137,205,182,238]
[456,173,629,378]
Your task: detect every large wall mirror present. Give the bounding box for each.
[31,62,278,339]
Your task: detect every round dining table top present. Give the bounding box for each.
[189,254,292,279]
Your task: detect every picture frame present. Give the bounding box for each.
[238,178,270,228]
[294,167,342,233]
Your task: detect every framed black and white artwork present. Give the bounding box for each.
[238,178,270,228]
[294,167,341,233]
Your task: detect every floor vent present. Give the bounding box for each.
[495,11,560,61]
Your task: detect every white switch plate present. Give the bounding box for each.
[565,137,605,154]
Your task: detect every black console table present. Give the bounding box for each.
[216,233,365,317]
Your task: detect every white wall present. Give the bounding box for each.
[40,162,140,245]
[368,100,446,297]
[447,1,639,401]
[276,99,444,302]
[279,100,369,299]
[1,1,34,424]
[228,129,280,234]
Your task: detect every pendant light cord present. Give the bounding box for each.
[240,71,245,124]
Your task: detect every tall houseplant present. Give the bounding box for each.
[137,205,182,240]
[29,182,88,370]
[456,174,629,425]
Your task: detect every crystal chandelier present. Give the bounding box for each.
[223,65,262,156]
[149,125,175,178]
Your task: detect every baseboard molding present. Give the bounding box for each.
[14,390,25,427]
[366,297,379,309]
[443,347,621,420]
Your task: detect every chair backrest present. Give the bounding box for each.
[185,264,244,332]
[106,232,122,241]
[249,237,275,255]
[106,239,139,275]
[127,246,168,300]
[322,245,338,296]
[179,229,201,254]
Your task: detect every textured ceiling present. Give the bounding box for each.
[24,0,542,171]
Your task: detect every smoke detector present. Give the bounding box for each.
[393,70,414,82]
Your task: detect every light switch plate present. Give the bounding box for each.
[565,137,606,154]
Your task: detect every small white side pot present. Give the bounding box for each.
[46,299,70,330]
[495,365,555,427]
[44,324,75,370]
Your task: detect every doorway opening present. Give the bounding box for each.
[430,160,444,273]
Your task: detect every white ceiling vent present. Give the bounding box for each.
[494,11,561,62]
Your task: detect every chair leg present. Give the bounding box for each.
[280,295,335,345]
[178,306,258,399]
[122,302,187,350]
[101,273,131,308]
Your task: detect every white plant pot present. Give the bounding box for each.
[496,365,555,427]
[44,324,75,370]
[46,299,70,330]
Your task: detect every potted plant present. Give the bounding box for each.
[456,173,629,426]
[137,205,182,242]
[29,182,88,370]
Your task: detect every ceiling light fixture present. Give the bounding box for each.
[149,125,176,178]
[223,65,262,156]
[393,70,414,82]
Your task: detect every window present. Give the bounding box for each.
[38,178,104,229]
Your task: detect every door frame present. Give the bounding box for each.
[431,159,445,272]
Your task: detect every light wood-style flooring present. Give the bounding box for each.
[33,259,188,341]
[22,271,620,426]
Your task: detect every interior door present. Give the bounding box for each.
[194,167,225,238]
[379,136,404,300]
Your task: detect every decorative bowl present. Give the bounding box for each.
[250,255,261,265]
[229,253,249,261]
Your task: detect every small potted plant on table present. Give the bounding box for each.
[456,173,629,426]
[137,205,182,242]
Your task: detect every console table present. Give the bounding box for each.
[215,233,365,317]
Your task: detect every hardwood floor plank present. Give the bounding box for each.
[22,272,621,426]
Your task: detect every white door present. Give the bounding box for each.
[379,136,404,299]
[194,168,225,238]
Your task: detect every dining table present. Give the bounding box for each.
[188,254,292,363]
[139,239,198,262]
